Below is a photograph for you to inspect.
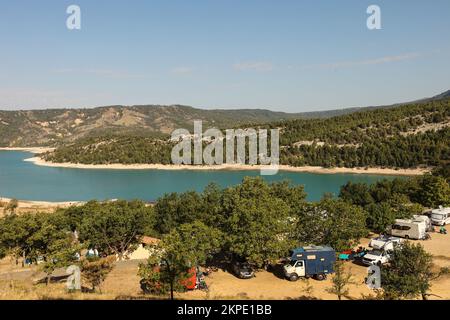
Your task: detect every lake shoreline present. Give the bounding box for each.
[23,155,428,176]
[0,148,429,176]
[0,147,55,153]
[0,196,83,209]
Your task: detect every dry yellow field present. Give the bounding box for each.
[1,233,449,300]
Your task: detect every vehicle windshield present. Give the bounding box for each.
[432,214,445,220]
[369,250,382,256]
[289,260,297,266]
[239,263,251,271]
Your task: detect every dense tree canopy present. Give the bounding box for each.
[76,200,155,259]
[220,177,294,267]
[293,199,367,252]
[139,221,222,299]
[381,242,449,300]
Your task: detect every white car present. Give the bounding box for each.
[361,249,392,266]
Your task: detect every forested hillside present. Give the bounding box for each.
[43,98,450,169]
[278,98,450,168]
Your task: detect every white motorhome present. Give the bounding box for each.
[388,219,427,240]
[369,235,402,250]
[430,207,450,226]
[412,215,433,232]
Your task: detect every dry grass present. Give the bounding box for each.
[1,234,449,300]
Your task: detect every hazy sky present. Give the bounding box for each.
[0,0,449,112]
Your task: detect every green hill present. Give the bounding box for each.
[42,98,450,169]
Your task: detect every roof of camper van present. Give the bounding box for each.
[295,246,334,252]
[395,219,422,224]
[432,207,450,214]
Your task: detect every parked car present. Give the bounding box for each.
[283,246,336,281]
[231,261,255,279]
[362,249,392,266]
[430,206,450,226]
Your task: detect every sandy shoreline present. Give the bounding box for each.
[0,197,82,208]
[23,155,429,176]
[0,147,429,175]
[0,147,54,153]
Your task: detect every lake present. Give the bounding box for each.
[0,151,397,202]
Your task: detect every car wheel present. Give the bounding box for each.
[315,274,325,281]
[289,274,299,282]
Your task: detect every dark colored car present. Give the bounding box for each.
[231,261,255,279]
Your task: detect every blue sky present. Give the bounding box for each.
[0,0,449,112]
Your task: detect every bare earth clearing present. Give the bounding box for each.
[1,234,449,300]
[0,197,82,216]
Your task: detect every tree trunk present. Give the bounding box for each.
[170,281,174,300]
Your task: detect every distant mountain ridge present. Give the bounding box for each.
[43,97,450,169]
[0,89,449,147]
[0,105,306,147]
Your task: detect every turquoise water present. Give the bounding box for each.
[0,151,397,202]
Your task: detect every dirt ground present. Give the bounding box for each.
[0,198,80,217]
[1,233,449,300]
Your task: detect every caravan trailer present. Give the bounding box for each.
[430,207,450,226]
[388,219,427,240]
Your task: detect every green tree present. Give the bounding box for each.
[154,191,205,235]
[269,181,307,213]
[80,256,116,293]
[40,232,81,285]
[77,200,154,260]
[339,182,374,207]
[139,221,222,300]
[432,163,450,183]
[0,213,49,265]
[295,199,367,252]
[200,183,225,229]
[365,202,396,233]
[5,199,18,214]
[221,177,293,268]
[327,261,354,300]
[386,193,423,219]
[414,174,450,208]
[381,242,449,300]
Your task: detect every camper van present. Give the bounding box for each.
[283,246,336,281]
[369,235,402,250]
[364,237,402,266]
[430,207,450,226]
[412,215,433,232]
[388,219,427,240]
